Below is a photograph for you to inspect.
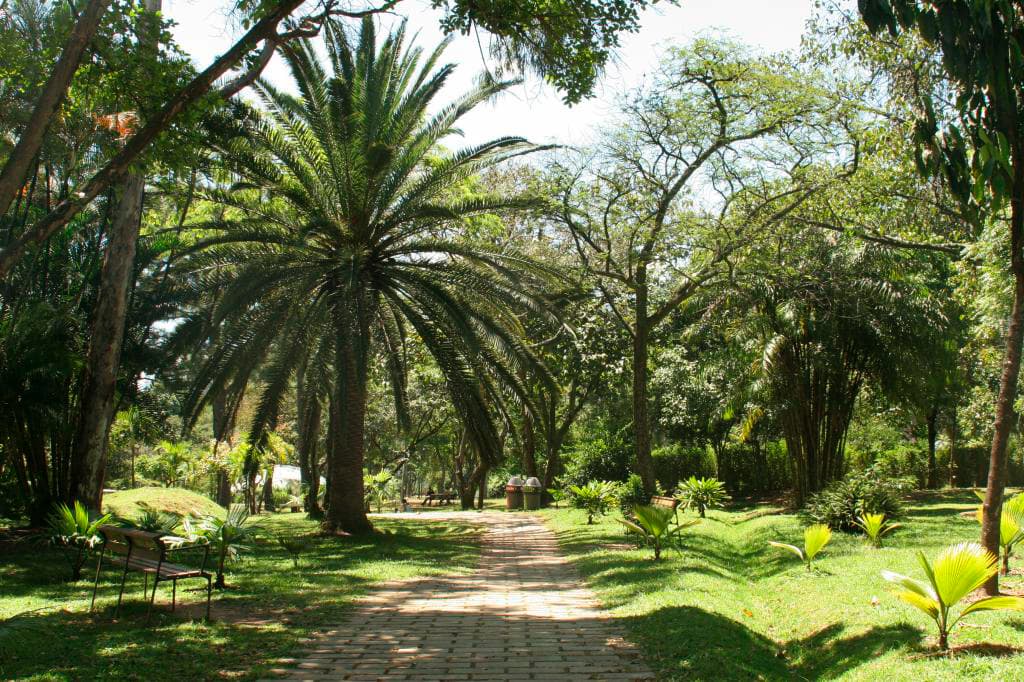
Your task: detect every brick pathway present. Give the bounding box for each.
[265,512,654,681]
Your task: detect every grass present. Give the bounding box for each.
[102,487,226,520]
[542,490,1024,681]
[0,512,479,681]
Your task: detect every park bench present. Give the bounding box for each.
[652,495,682,525]
[421,491,457,506]
[89,525,212,622]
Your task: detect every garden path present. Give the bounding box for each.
[263,511,654,681]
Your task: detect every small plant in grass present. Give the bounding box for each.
[618,504,699,560]
[854,512,901,548]
[769,524,832,571]
[973,491,1024,575]
[195,505,255,589]
[364,470,397,513]
[547,488,566,508]
[806,468,907,530]
[568,480,619,524]
[276,535,313,568]
[882,542,1024,651]
[677,476,729,518]
[44,501,112,581]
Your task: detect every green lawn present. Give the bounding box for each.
[0,512,479,681]
[102,487,226,519]
[542,491,1024,681]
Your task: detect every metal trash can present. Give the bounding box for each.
[505,476,524,510]
[522,477,542,510]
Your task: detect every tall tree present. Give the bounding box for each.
[556,39,844,494]
[175,19,553,533]
[859,0,1024,594]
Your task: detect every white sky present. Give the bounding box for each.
[163,0,817,147]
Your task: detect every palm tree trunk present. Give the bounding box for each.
[926,407,939,489]
[323,331,373,535]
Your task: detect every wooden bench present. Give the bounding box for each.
[651,495,681,525]
[90,525,212,622]
[421,491,457,506]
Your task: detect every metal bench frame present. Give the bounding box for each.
[89,525,212,623]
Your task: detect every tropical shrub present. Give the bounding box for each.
[44,501,112,580]
[853,512,901,548]
[618,504,699,560]
[568,480,620,524]
[364,471,398,513]
[769,524,832,571]
[882,542,1024,650]
[193,505,254,589]
[677,476,729,518]
[805,467,909,530]
[618,474,651,515]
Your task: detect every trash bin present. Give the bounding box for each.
[505,476,524,510]
[523,477,542,510]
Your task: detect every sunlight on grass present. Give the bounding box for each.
[0,513,479,681]
[543,491,1024,681]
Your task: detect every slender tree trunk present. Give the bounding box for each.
[947,407,958,488]
[69,172,144,508]
[981,203,1024,594]
[262,467,275,511]
[323,329,373,535]
[926,407,939,489]
[633,271,656,495]
[0,0,112,217]
[212,391,234,507]
[521,404,539,479]
[477,467,487,509]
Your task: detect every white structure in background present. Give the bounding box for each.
[248,464,325,491]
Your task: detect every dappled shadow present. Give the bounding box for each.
[0,515,480,681]
[620,605,922,680]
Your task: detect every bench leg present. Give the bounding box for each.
[143,572,148,597]
[114,563,131,619]
[205,575,212,621]
[172,579,177,612]
[146,576,159,625]
[90,550,105,613]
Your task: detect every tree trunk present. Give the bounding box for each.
[981,206,1024,594]
[0,0,112,217]
[947,406,958,488]
[323,330,373,535]
[262,467,275,512]
[0,0,307,279]
[69,172,144,508]
[296,369,323,515]
[926,407,939,489]
[521,404,539,479]
[633,272,656,495]
[477,467,487,509]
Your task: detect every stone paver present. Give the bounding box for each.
[265,512,654,681]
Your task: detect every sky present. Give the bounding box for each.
[163,0,818,147]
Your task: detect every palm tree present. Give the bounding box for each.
[173,18,553,534]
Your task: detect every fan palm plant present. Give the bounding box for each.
[853,512,902,548]
[974,491,1024,574]
[677,476,729,518]
[173,18,554,534]
[568,481,620,524]
[768,524,832,571]
[882,542,1024,650]
[195,505,255,589]
[619,504,700,560]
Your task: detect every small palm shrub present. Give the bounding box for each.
[193,505,255,589]
[618,504,699,560]
[677,476,729,518]
[364,471,397,513]
[853,512,901,548]
[805,468,907,530]
[882,542,1024,650]
[973,492,1024,575]
[769,524,832,571]
[568,480,620,524]
[44,501,112,580]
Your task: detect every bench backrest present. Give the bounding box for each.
[651,495,679,510]
[99,526,166,563]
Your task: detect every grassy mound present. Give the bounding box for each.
[103,487,225,520]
